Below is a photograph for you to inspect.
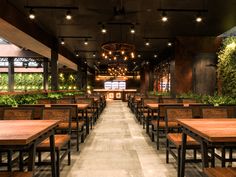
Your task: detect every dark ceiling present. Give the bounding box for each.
[6,0,236,70]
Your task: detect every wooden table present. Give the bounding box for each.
[77,104,89,134]
[178,118,236,177]
[0,120,59,177]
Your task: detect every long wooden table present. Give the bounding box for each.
[0,120,59,177]
[178,118,236,177]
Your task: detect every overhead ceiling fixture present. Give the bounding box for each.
[29,8,35,19]
[93,53,96,57]
[101,25,107,34]
[101,42,135,61]
[167,42,172,47]
[75,51,79,57]
[154,54,158,58]
[158,8,207,23]
[65,10,72,20]
[137,54,141,58]
[145,39,150,46]
[130,25,135,34]
[161,11,168,22]
[84,38,88,45]
[195,12,202,22]
[60,38,65,45]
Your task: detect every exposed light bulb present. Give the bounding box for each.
[65,10,72,20]
[60,39,65,45]
[161,11,168,22]
[29,9,35,19]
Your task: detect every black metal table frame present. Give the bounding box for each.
[180,126,236,177]
[0,127,57,177]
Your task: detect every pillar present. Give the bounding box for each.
[8,57,14,92]
[43,58,49,90]
[51,50,58,91]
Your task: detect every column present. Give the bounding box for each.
[43,58,49,90]
[8,57,14,92]
[51,50,58,91]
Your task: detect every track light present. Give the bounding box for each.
[65,10,72,20]
[196,12,202,23]
[145,40,150,46]
[137,54,141,58]
[84,38,88,45]
[101,25,107,34]
[161,11,168,22]
[60,38,65,45]
[167,42,172,47]
[154,54,158,58]
[130,25,135,34]
[29,9,35,19]
[93,53,96,57]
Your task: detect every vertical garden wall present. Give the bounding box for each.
[217,36,236,98]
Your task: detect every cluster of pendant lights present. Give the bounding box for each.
[108,66,128,76]
[102,51,135,61]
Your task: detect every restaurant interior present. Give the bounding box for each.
[0,0,236,177]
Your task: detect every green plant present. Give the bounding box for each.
[0,95,17,106]
[47,93,63,99]
[217,36,236,98]
[15,93,45,104]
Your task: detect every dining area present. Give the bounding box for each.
[128,94,236,177]
[0,92,106,177]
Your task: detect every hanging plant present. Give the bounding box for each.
[217,37,236,98]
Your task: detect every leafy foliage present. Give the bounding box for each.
[0,95,18,106]
[217,37,236,98]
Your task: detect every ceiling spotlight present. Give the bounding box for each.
[109,51,112,55]
[124,56,128,60]
[161,11,168,22]
[65,10,72,20]
[154,54,158,58]
[60,38,65,45]
[145,40,150,46]
[114,56,117,60]
[76,53,79,57]
[167,42,172,47]
[137,54,141,58]
[121,50,125,55]
[102,53,105,57]
[84,38,88,45]
[93,53,96,57]
[101,25,107,34]
[196,12,202,23]
[131,52,135,58]
[130,25,135,34]
[29,9,35,19]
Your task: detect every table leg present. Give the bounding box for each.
[85,110,89,135]
[200,140,209,169]
[146,109,150,134]
[28,143,36,173]
[50,132,57,177]
[180,132,187,177]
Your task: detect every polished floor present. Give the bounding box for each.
[37,100,203,177]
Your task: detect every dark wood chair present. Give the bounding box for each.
[55,98,75,104]
[18,105,44,120]
[201,106,234,167]
[51,104,86,151]
[165,107,200,177]
[75,98,96,129]
[3,108,33,120]
[150,104,183,149]
[204,167,236,177]
[36,108,72,177]
[1,108,34,171]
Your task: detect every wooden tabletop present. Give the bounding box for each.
[177,118,236,143]
[0,120,59,146]
[146,103,184,109]
[146,103,159,109]
[77,103,89,110]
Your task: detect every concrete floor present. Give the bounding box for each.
[36,100,203,177]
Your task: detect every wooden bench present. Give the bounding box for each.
[204,167,236,177]
[0,172,33,177]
